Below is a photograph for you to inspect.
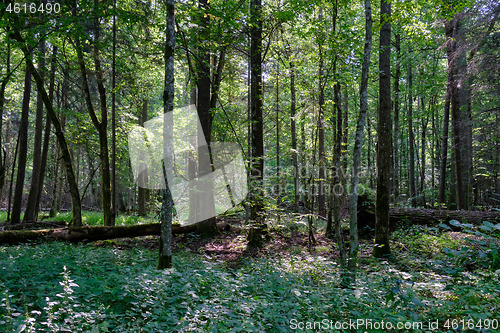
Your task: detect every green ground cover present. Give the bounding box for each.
[0,217,499,332]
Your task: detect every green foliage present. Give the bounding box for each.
[1,235,499,332]
[439,220,500,272]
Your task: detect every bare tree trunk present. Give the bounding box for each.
[317,8,326,219]
[408,57,416,207]
[290,61,299,212]
[420,97,428,207]
[275,61,280,210]
[111,0,118,224]
[195,0,218,237]
[137,99,149,216]
[11,29,82,227]
[35,46,57,218]
[374,0,392,258]
[0,40,11,197]
[393,32,401,203]
[24,39,46,223]
[348,0,372,280]
[247,0,267,248]
[158,0,175,270]
[11,63,32,224]
[438,78,451,205]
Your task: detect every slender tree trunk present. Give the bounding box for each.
[420,98,428,207]
[374,0,392,258]
[0,40,10,197]
[317,8,326,219]
[247,0,266,247]
[24,39,46,223]
[290,61,299,212]
[275,61,280,209]
[158,0,175,270]
[438,78,451,204]
[196,0,218,237]
[93,6,113,226]
[393,32,401,203]
[348,0,372,279]
[35,46,57,218]
[408,57,416,207]
[50,80,65,218]
[111,0,118,224]
[11,65,32,224]
[11,29,82,227]
[138,100,149,216]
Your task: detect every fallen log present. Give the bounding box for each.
[0,222,231,246]
[2,220,68,231]
[359,207,500,231]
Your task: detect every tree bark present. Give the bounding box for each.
[317,8,326,219]
[158,0,175,270]
[393,32,401,202]
[24,39,46,223]
[10,29,82,227]
[408,56,416,207]
[348,0,372,278]
[35,46,57,219]
[11,64,32,224]
[374,0,392,258]
[290,60,299,212]
[0,222,234,245]
[137,99,149,216]
[196,0,218,238]
[247,0,266,248]
[0,39,11,197]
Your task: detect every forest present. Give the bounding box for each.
[0,0,499,331]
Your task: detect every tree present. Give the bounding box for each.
[74,0,113,226]
[23,38,46,223]
[10,28,82,227]
[348,0,372,280]
[158,0,176,270]
[374,0,392,258]
[10,63,31,224]
[195,0,218,237]
[247,0,266,248]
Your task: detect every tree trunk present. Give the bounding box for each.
[408,57,416,207]
[393,32,401,203]
[247,0,266,248]
[438,74,451,205]
[275,61,280,209]
[317,8,326,219]
[35,46,57,219]
[11,29,82,227]
[196,0,218,238]
[0,221,234,245]
[111,0,118,226]
[158,0,176,270]
[11,64,32,224]
[93,4,113,226]
[349,0,372,277]
[374,0,392,258]
[420,98,428,207]
[0,40,10,197]
[24,39,46,223]
[137,99,149,216]
[290,61,299,212]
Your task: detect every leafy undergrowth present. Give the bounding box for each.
[0,220,499,332]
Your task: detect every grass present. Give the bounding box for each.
[0,211,158,226]
[0,216,499,332]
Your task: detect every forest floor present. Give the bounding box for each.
[1,212,499,332]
